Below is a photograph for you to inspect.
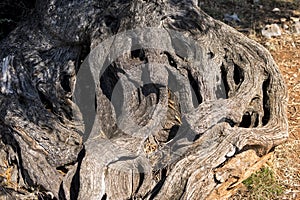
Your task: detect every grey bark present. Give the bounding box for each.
[0,0,288,199]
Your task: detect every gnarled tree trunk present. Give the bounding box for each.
[0,0,288,199]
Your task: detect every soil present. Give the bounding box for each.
[200,0,300,199]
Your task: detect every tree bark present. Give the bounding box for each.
[0,0,288,199]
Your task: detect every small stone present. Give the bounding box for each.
[292,22,300,35]
[262,24,282,38]
[224,13,241,23]
[290,17,300,22]
[283,24,289,30]
[292,10,300,16]
[280,18,287,22]
[272,8,280,12]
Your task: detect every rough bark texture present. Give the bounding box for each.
[0,0,288,199]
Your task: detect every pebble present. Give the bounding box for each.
[223,13,241,22]
[283,24,289,30]
[280,18,287,22]
[262,24,281,38]
[290,17,300,22]
[293,22,300,34]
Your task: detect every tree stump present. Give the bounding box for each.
[0,0,288,199]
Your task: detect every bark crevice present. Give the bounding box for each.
[0,0,288,199]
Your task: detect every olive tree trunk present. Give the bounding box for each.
[0,0,288,199]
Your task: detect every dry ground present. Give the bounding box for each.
[200,0,300,199]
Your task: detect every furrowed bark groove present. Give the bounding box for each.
[0,0,288,199]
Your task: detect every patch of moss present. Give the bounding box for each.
[242,167,284,200]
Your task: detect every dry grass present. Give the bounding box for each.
[264,33,300,200]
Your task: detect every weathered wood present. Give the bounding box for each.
[0,0,288,199]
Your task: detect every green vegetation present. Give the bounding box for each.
[242,167,284,200]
